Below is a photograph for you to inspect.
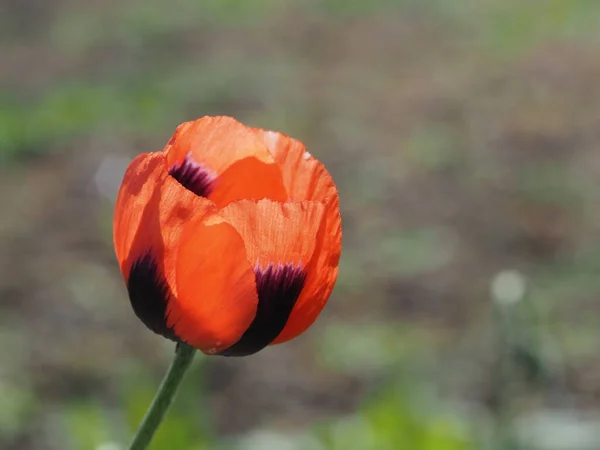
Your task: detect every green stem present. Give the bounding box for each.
[128,342,196,450]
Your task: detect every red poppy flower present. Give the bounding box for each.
[113,116,341,356]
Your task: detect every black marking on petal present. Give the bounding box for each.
[168,152,216,197]
[219,263,306,357]
[127,251,179,342]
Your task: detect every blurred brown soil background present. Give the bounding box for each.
[2,1,600,449]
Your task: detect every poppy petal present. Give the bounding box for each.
[219,263,306,356]
[209,156,287,208]
[216,199,325,355]
[113,152,162,277]
[252,130,342,344]
[253,129,335,203]
[219,199,325,267]
[164,116,273,172]
[272,197,341,344]
[168,151,217,198]
[127,251,178,341]
[172,214,259,354]
[113,151,215,341]
[164,116,288,206]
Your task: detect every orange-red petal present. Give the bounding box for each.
[214,199,325,355]
[113,152,160,278]
[165,117,273,172]
[251,129,342,344]
[209,156,287,208]
[272,194,341,344]
[113,151,214,284]
[172,214,259,354]
[113,151,215,340]
[163,116,288,206]
[219,199,325,267]
[253,129,335,203]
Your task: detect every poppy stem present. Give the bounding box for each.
[128,342,196,450]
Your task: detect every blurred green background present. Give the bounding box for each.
[2,0,600,449]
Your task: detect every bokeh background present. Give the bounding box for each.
[2,1,600,449]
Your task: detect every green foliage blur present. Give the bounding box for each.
[2,0,600,449]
